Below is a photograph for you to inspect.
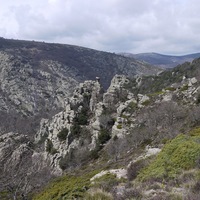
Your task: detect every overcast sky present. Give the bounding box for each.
[0,0,200,55]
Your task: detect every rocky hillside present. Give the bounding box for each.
[0,37,159,135]
[1,58,200,199]
[121,52,200,68]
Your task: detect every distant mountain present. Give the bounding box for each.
[0,37,159,135]
[120,52,200,68]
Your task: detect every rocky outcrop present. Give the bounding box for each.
[34,79,104,174]
[103,75,130,107]
[33,70,200,175]
[1,60,200,198]
[0,37,160,135]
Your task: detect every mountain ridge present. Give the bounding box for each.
[0,37,159,135]
[120,52,200,68]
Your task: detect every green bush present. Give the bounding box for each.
[92,173,122,192]
[137,128,200,181]
[59,156,69,170]
[68,123,81,145]
[72,94,91,125]
[165,87,176,91]
[89,148,100,160]
[89,129,111,160]
[127,159,147,181]
[98,129,111,146]
[122,101,137,114]
[57,128,69,141]
[141,100,151,106]
[32,171,98,200]
[180,84,189,91]
[147,91,164,97]
[46,139,58,155]
[117,124,122,129]
[74,107,89,125]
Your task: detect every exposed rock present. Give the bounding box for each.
[90,168,127,182]
[0,38,159,135]
[34,79,104,174]
[103,75,130,107]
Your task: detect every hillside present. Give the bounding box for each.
[0,37,159,135]
[121,52,200,68]
[1,58,200,199]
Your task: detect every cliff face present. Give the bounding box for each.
[0,38,159,135]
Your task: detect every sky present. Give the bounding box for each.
[0,0,200,55]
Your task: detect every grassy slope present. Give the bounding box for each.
[33,171,99,200]
[137,128,200,181]
[33,128,200,199]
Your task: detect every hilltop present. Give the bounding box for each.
[121,52,200,68]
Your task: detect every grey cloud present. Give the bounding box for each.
[0,0,200,54]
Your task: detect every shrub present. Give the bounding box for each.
[89,149,100,160]
[137,130,200,181]
[113,135,118,141]
[117,124,122,129]
[89,129,111,160]
[147,91,164,97]
[57,128,69,141]
[180,84,189,91]
[32,171,98,200]
[127,159,146,181]
[59,155,69,170]
[92,173,122,192]
[73,107,89,125]
[122,101,137,114]
[69,123,81,144]
[141,100,151,106]
[165,87,176,91]
[46,139,58,155]
[196,93,200,104]
[98,129,111,146]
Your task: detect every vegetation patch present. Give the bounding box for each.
[46,139,58,155]
[141,100,151,106]
[32,171,98,200]
[147,91,165,97]
[180,84,189,91]
[122,101,137,114]
[97,129,111,146]
[89,128,111,160]
[57,128,69,141]
[165,86,176,91]
[74,107,89,125]
[92,173,124,192]
[137,128,200,181]
[68,123,81,145]
[84,190,113,200]
[116,124,122,129]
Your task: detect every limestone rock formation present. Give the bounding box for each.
[0,37,159,135]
